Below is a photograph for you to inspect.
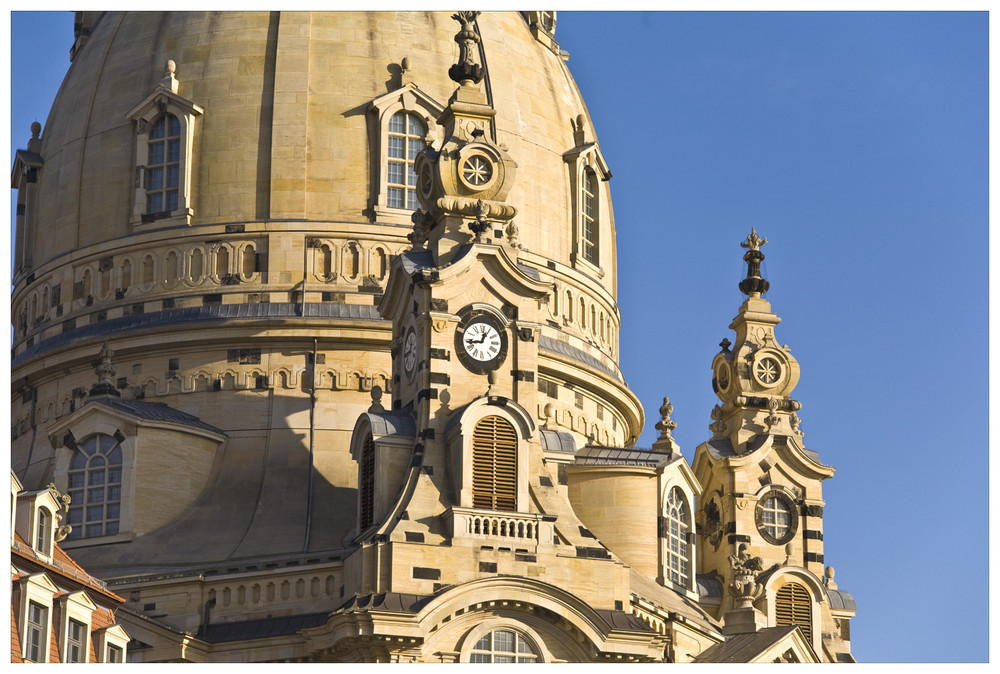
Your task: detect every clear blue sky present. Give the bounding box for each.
[8,11,989,663]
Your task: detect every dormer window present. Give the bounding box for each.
[563,134,611,276]
[66,619,88,663]
[35,507,52,555]
[25,601,49,662]
[663,487,692,589]
[145,113,181,213]
[67,433,123,540]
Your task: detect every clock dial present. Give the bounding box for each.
[403,329,417,374]
[455,309,508,374]
[463,321,502,361]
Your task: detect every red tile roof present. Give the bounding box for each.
[11,604,23,663]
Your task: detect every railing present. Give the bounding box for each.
[444,507,554,548]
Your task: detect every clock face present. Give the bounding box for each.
[403,329,417,374]
[455,310,508,374]
[462,320,502,362]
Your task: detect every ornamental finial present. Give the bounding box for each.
[740,227,768,252]
[449,11,484,85]
[654,396,677,442]
[728,543,765,608]
[738,228,770,297]
[89,342,121,397]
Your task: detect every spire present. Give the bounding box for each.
[449,12,484,85]
[738,227,769,297]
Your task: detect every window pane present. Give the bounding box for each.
[106,521,119,536]
[475,634,491,650]
[494,655,515,663]
[388,112,404,134]
[387,188,403,208]
[149,142,165,165]
[107,502,120,520]
[517,637,533,654]
[68,508,83,525]
[109,446,122,464]
[86,505,103,522]
[493,631,514,652]
[86,523,103,537]
[406,190,418,210]
[167,138,180,162]
[408,115,425,136]
[387,162,403,185]
[149,167,164,190]
[166,190,179,211]
[406,164,418,186]
[470,654,489,663]
[407,138,422,160]
[108,484,122,501]
[68,472,85,488]
[388,136,404,159]
[167,115,180,136]
[108,467,122,484]
[167,164,180,188]
[150,117,165,139]
[148,193,163,213]
[89,469,105,486]
[88,487,104,504]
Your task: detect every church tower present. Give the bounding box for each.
[691,230,855,661]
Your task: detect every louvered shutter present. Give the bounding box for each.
[359,434,376,530]
[471,416,517,511]
[774,582,812,642]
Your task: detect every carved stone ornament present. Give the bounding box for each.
[655,396,678,442]
[449,11,484,85]
[47,482,73,542]
[408,209,432,249]
[505,220,523,250]
[789,412,802,434]
[740,227,768,252]
[432,318,450,333]
[90,342,121,397]
[709,419,727,436]
[734,497,752,511]
[728,543,765,609]
[739,227,770,297]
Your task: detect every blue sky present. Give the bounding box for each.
[8,10,990,663]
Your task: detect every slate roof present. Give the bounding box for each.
[696,573,724,599]
[694,625,800,663]
[539,428,577,453]
[628,569,721,634]
[574,445,671,467]
[538,336,623,382]
[86,397,226,435]
[593,609,656,633]
[335,592,431,614]
[13,302,384,365]
[198,611,330,643]
[705,435,824,465]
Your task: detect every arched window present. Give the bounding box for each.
[146,114,181,213]
[664,487,691,589]
[581,169,599,264]
[386,111,425,210]
[472,416,517,511]
[775,582,813,642]
[359,434,376,531]
[67,433,123,540]
[469,629,539,663]
[36,508,52,555]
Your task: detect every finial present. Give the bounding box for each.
[783,543,796,566]
[368,385,384,413]
[719,337,731,352]
[728,543,765,608]
[824,565,838,590]
[160,59,179,94]
[400,56,410,73]
[89,342,121,397]
[654,396,677,442]
[469,199,490,240]
[30,121,41,138]
[449,11,484,85]
[738,228,770,297]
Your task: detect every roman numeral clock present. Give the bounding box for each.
[455,308,509,374]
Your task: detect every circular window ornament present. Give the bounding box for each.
[716,362,731,391]
[754,355,782,386]
[402,327,417,375]
[755,490,798,545]
[459,153,495,191]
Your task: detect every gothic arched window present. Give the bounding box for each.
[146,113,181,213]
[471,416,517,511]
[67,433,123,539]
[775,582,813,642]
[386,111,426,210]
[664,487,692,589]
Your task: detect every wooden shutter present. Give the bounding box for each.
[471,416,517,511]
[359,434,375,530]
[774,582,812,642]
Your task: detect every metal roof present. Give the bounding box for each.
[362,410,416,438]
[198,611,330,643]
[13,302,384,365]
[697,573,724,599]
[573,445,669,467]
[539,428,576,453]
[694,625,801,663]
[826,588,857,611]
[538,336,622,382]
[88,397,226,435]
[335,591,430,614]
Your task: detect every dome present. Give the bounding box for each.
[11,10,640,578]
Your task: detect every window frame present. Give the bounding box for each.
[66,618,88,663]
[367,84,443,225]
[126,87,204,229]
[66,433,124,542]
[25,600,49,663]
[18,574,57,663]
[663,487,692,590]
[460,620,549,664]
[563,143,611,278]
[58,591,97,664]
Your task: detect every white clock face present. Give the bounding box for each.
[462,321,502,362]
[403,330,417,373]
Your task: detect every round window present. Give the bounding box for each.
[755,490,798,545]
[754,356,781,385]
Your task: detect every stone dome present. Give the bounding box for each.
[11,11,641,577]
